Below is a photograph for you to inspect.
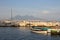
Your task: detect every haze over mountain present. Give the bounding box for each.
[12,15,46,21]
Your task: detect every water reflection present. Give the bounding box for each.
[0,27,60,40]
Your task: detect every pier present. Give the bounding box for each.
[0,20,20,27]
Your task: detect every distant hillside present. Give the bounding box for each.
[12,15,46,21]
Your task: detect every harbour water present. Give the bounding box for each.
[0,27,60,40]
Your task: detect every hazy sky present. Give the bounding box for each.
[0,0,60,21]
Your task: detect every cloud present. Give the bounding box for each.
[42,10,49,14]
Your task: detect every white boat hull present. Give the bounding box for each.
[32,31,47,34]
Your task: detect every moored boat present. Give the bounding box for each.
[31,26,49,34]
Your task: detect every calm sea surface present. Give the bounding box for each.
[0,27,60,40]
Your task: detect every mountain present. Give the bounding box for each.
[13,15,46,21]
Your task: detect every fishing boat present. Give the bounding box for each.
[31,26,49,34]
[48,29,60,35]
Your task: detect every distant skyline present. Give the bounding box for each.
[0,0,60,21]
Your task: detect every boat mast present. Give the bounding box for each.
[11,8,12,20]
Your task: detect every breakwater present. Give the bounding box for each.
[0,20,60,27]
